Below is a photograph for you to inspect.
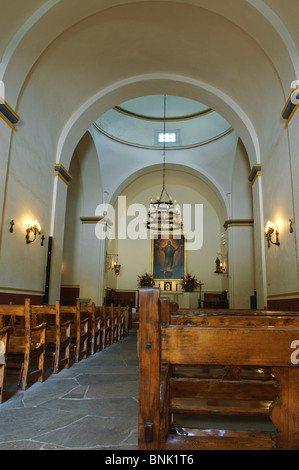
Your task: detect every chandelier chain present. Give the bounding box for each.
[145,94,183,232]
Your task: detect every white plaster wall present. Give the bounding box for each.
[0,118,53,295]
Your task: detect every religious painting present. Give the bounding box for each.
[152,233,186,281]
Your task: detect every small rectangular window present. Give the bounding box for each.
[154,129,180,147]
[158,132,177,144]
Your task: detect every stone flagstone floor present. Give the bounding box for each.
[0,325,139,450]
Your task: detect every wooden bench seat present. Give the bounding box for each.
[0,299,47,390]
[0,326,11,403]
[138,288,299,450]
[31,302,72,373]
[164,428,275,451]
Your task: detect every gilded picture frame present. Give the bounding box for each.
[151,233,187,281]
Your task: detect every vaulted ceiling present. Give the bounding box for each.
[1,0,298,201]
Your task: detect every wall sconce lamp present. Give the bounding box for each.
[289,219,294,233]
[113,262,121,276]
[9,220,14,233]
[26,220,42,245]
[265,221,280,248]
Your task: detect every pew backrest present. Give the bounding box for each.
[171,313,299,327]
[0,299,33,337]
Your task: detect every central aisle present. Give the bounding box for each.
[0,326,139,450]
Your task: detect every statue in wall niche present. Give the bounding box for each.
[215,257,222,273]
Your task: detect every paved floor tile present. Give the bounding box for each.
[0,328,139,450]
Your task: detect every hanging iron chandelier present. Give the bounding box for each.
[145,95,183,232]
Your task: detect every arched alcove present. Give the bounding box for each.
[61,131,104,305]
[103,166,228,303]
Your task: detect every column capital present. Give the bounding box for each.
[248,164,262,185]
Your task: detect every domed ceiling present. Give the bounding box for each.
[94,95,233,150]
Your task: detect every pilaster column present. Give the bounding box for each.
[248,165,267,309]
[48,164,72,304]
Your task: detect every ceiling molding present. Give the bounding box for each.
[113,105,214,122]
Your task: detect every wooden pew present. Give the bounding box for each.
[97,306,107,350]
[105,304,128,346]
[0,299,47,390]
[80,303,101,355]
[203,292,228,308]
[104,305,113,348]
[31,302,72,373]
[138,288,299,450]
[109,304,128,344]
[96,306,111,350]
[114,305,130,341]
[169,305,299,381]
[86,304,128,352]
[0,326,11,403]
[60,302,89,362]
[122,306,130,338]
[110,305,118,345]
[115,305,123,342]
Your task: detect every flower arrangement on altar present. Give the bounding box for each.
[137,272,155,287]
[181,273,200,292]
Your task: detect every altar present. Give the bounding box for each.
[160,291,200,308]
